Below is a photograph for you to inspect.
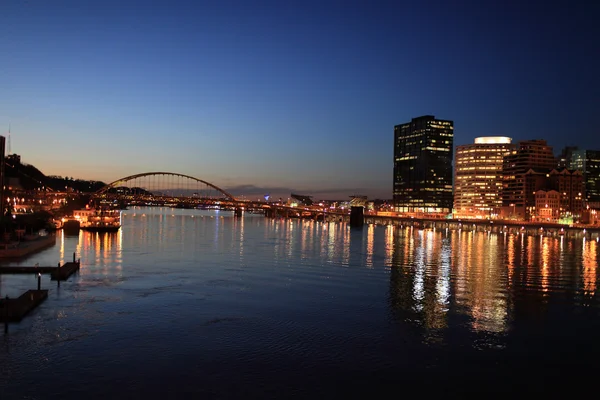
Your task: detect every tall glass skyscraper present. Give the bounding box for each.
[569,149,600,205]
[393,115,454,214]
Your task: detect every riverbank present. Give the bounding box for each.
[0,234,57,258]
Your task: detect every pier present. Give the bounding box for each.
[50,261,81,281]
[0,265,57,274]
[0,254,81,279]
[0,255,81,327]
[0,290,49,322]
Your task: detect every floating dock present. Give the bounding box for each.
[0,261,83,279]
[0,265,56,274]
[0,290,49,322]
[50,261,80,281]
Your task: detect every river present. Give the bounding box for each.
[1,207,599,398]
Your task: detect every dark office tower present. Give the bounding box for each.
[502,139,555,219]
[572,150,600,206]
[393,115,454,214]
[0,135,4,216]
[568,148,586,172]
[557,146,579,168]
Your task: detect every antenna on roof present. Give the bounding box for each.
[7,122,11,154]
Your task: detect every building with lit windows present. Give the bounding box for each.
[565,149,600,207]
[393,115,453,214]
[535,190,560,222]
[502,139,556,220]
[558,146,579,168]
[528,168,584,222]
[454,136,514,218]
[548,168,584,220]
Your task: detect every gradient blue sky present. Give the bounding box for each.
[1,0,598,199]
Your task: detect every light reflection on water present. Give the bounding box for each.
[0,208,599,398]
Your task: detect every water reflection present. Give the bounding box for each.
[389,229,600,339]
[365,224,374,268]
[583,240,597,296]
[78,231,123,274]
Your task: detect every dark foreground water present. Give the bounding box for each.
[1,207,599,399]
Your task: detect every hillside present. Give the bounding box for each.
[4,157,106,192]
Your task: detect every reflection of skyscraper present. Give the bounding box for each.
[388,228,450,332]
[389,229,510,335]
[454,137,515,218]
[0,135,5,215]
[393,115,454,214]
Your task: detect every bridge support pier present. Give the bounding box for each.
[234,208,243,218]
[350,206,364,228]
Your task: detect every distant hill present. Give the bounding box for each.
[4,156,106,192]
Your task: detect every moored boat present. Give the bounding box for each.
[73,207,121,232]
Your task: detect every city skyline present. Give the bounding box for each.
[1,0,598,199]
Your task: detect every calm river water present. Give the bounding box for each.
[1,207,599,398]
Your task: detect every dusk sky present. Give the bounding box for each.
[1,0,598,199]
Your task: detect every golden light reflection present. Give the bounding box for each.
[326,222,337,262]
[318,222,329,260]
[453,230,473,309]
[412,231,426,312]
[77,230,122,276]
[59,229,65,261]
[341,224,350,266]
[582,240,597,295]
[365,224,374,268]
[541,237,550,293]
[452,231,508,333]
[384,225,394,268]
[506,234,515,289]
[435,238,451,310]
[236,214,245,261]
[384,222,598,340]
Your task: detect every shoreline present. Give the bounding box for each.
[0,234,57,259]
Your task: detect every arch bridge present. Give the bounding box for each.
[91,172,238,208]
[90,171,348,219]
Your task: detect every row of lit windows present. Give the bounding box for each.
[425,147,451,152]
[456,148,511,153]
[456,166,501,170]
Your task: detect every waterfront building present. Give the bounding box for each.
[534,190,560,222]
[502,139,556,220]
[524,169,551,216]
[527,168,584,222]
[393,115,454,214]
[548,168,584,220]
[454,136,514,219]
